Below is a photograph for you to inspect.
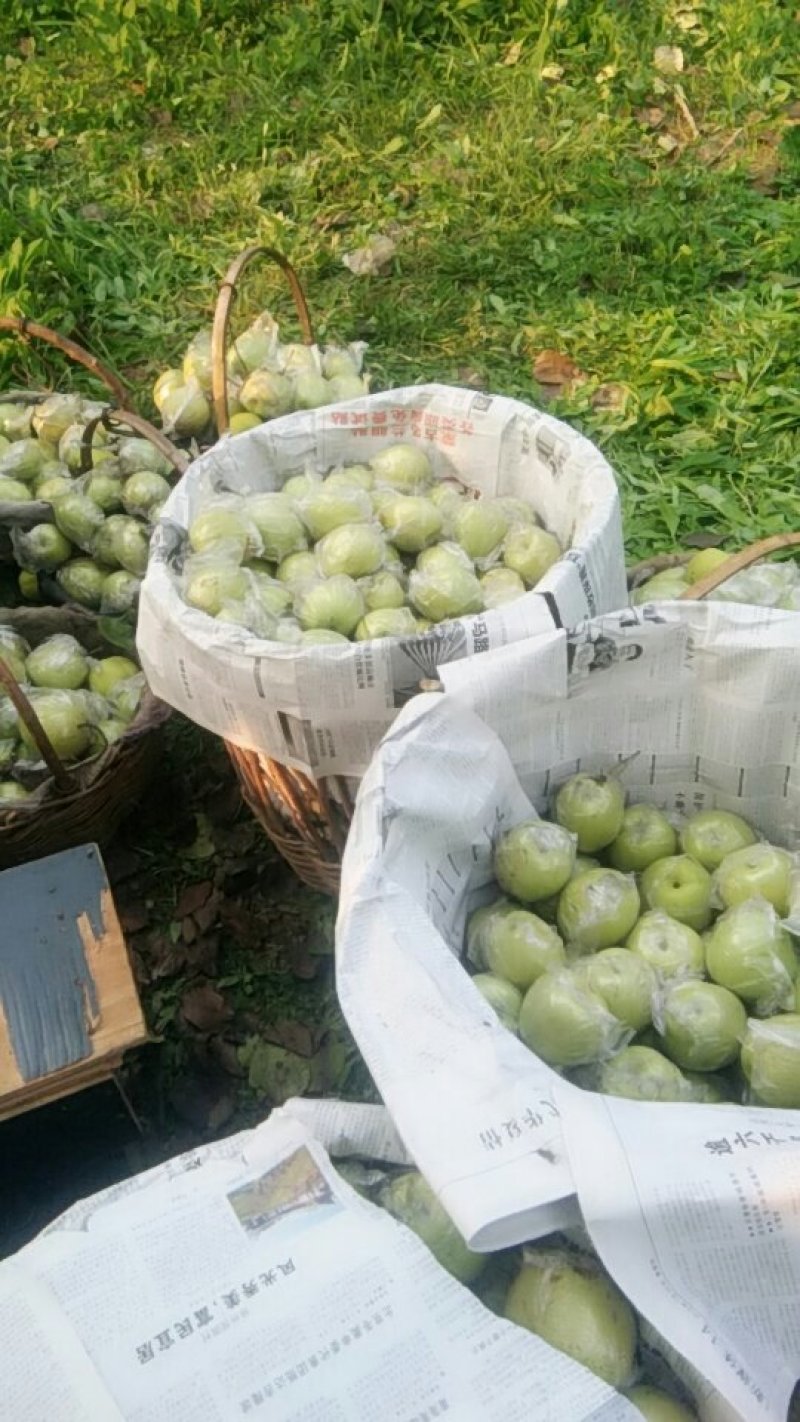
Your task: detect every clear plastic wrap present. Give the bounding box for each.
[107,672,145,724]
[704,897,797,1015]
[359,569,406,610]
[121,470,170,519]
[20,688,98,762]
[243,491,307,562]
[239,368,293,420]
[368,442,433,492]
[354,607,417,641]
[52,490,106,552]
[640,855,713,932]
[711,842,793,917]
[0,437,54,483]
[478,905,566,990]
[297,483,373,541]
[480,565,526,609]
[494,819,577,904]
[608,804,678,873]
[453,498,509,563]
[626,910,705,980]
[25,634,89,691]
[572,948,656,1032]
[407,561,483,622]
[100,570,141,615]
[654,978,746,1071]
[377,493,443,553]
[182,551,252,616]
[188,497,260,562]
[0,475,33,503]
[471,972,523,1033]
[31,393,84,445]
[678,808,757,870]
[316,522,386,579]
[0,627,31,682]
[159,378,212,437]
[56,557,106,608]
[502,524,562,587]
[556,867,641,953]
[11,523,73,572]
[294,575,365,637]
[740,1012,800,1107]
[597,1045,691,1103]
[518,967,630,1067]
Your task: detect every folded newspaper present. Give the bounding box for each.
[336,601,800,1418]
[137,384,625,777]
[2,1100,639,1421]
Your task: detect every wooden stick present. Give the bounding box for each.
[211,245,314,436]
[0,317,129,407]
[681,533,800,600]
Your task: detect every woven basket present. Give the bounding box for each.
[0,317,185,865]
[0,605,170,867]
[0,317,188,572]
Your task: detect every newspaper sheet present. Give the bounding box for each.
[557,1084,800,1422]
[2,1110,636,1422]
[138,384,625,776]
[337,601,800,1249]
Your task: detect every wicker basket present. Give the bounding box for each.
[0,317,188,571]
[0,317,185,865]
[0,605,170,867]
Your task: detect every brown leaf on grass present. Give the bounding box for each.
[193,892,221,934]
[314,210,354,231]
[267,1019,316,1058]
[636,106,666,129]
[591,383,629,413]
[457,366,487,390]
[117,899,150,934]
[175,879,212,920]
[182,917,197,945]
[502,39,523,67]
[532,349,587,398]
[180,982,233,1034]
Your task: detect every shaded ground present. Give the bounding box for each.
[0,717,374,1258]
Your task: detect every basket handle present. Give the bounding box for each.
[79,407,189,477]
[0,316,129,409]
[211,244,314,436]
[680,533,800,600]
[0,659,71,791]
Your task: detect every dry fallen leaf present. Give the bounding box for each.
[342,233,397,276]
[657,132,681,154]
[591,383,629,413]
[595,64,617,84]
[636,106,666,129]
[654,45,684,76]
[502,40,524,67]
[180,982,233,1034]
[532,349,586,397]
[540,63,564,82]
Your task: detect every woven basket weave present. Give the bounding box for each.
[0,316,184,866]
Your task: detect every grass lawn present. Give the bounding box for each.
[0,0,798,1150]
[1,0,798,558]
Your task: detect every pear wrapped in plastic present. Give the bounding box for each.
[26,634,89,691]
[295,576,365,637]
[12,523,73,572]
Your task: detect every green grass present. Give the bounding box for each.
[1,0,798,557]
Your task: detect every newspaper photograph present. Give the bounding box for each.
[138,384,625,776]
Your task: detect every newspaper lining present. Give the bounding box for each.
[137,385,625,776]
[2,1106,636,1421]
[336,600,800,1418]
